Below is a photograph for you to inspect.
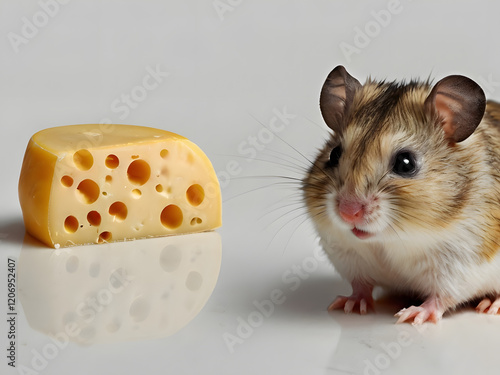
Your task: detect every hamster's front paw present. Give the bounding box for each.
[328,280,374,314]
[476,296,500,314]
[395,296,445,324]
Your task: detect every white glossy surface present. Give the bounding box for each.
[19,232,222,345]
[2,1,500,374]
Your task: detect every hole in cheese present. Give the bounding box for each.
[61,175,74,187]
[19,124,223,248]
[159,245,182,272]
[73,149,94,171]
[79,327,96,340]
[105,154,119,169]
[109,201,127,221]
[98,231,112,243]
[186,271,203,291]
[106,318,121,333]
[62,312,77,325]
[190,217,203,225]
[186,184,205,206]
[89,262,100,278]
[129,296,150,323]
[160,204,183,229]
[66,255,79,273]
[76,179,100,204]
[64,216,79,233]
[127,160,151,186]
[109,268,127,289]
[87,211,101,226]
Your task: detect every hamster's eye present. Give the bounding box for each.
[327,145,342,168]
[392,151,418,177]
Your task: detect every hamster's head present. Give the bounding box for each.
[303,66,486,243]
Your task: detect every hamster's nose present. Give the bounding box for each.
[338,200,365,224]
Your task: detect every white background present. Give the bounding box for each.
[2,1,500,374]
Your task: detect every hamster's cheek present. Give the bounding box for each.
[367,202,392,236]
[324,191,339,224]
[324,191,350,230]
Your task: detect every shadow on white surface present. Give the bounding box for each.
[18,231,221,345]
[0,218,25,246]
[322,290,500,375]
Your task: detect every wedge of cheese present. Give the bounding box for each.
[19,124,222,248]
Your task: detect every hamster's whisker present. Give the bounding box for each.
[222,179,300,203]
[216,153,308,175]
[388,206,437,230]
[308,207,331,224]
[230,175,304,182]
[386,221,412,255]
[264,209,310,253]
[308,163,338,188]
[302,174,335,189]
[249,114,339,188]
[259,196,306,220]
[283,215,315,254]
[302,184,330,196]
[384,211,407,235]
[249,114,317,166]
[377,169,392,186]
[261,148,313,170]
[263,191,308,215]
[261,203,308,225]
[303,116,332,134]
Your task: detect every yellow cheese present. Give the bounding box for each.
[19,124,222,248]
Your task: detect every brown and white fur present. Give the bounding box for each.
[303,65,500,324]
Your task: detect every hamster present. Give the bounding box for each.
[303,65,500,324]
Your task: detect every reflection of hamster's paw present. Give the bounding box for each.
[395,297,445,325]
[327,280,374,315]
[328,295,374,315]
[476,297,500,315]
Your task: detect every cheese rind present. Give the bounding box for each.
[19,124,222,248]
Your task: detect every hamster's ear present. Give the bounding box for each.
[320,66,361,133]
[425,75,486,143]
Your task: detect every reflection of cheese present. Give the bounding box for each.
[18,124,222,248]
[19,231,222,344]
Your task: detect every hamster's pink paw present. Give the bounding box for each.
[395,297,445,325]
[328,295,374,314]
[476,297,500,314]
[328,280,374,314]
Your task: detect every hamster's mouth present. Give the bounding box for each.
[351,227,375,240]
